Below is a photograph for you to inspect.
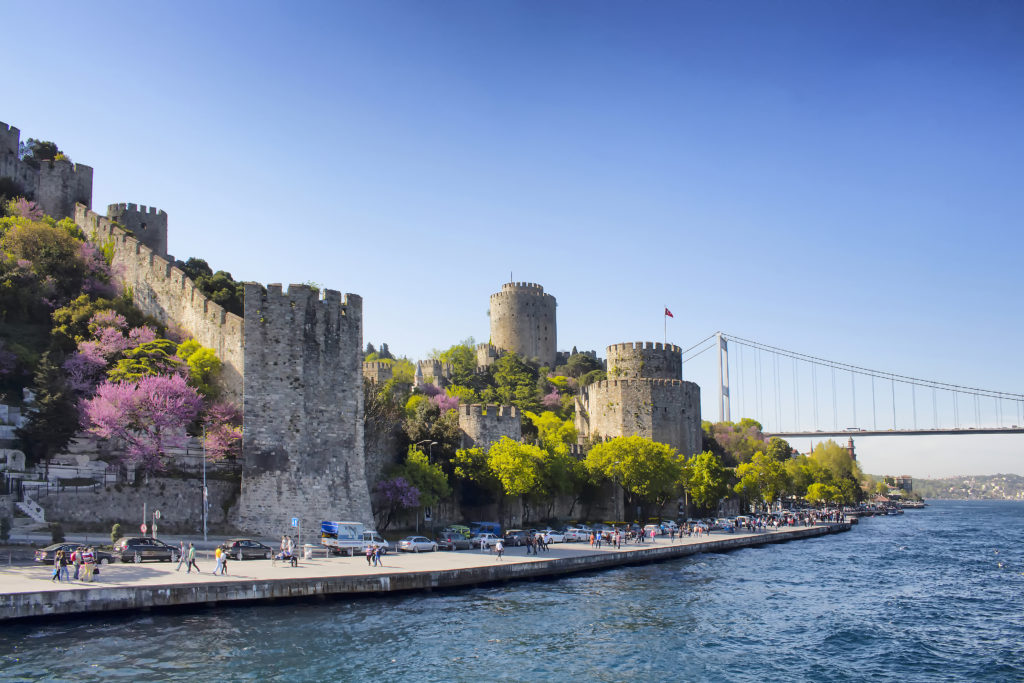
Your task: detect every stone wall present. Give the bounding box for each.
[575,378,702,456]
[34,477,241,533]
[107,202,168,258]
[237,283,372,536]
[489,282,557,367]
[75,204,244,400]
[362,361,393,384]
[606,342,682,380]
[0,121,93,220]
[458,404,521,450]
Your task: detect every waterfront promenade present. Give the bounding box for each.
[1,523,849,622]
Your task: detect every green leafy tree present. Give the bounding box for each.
[585,435,683,520]
[50,294,156,352]
[401,445,451,508]
[734,451,790,511]
[107,339,182,382]
[178,340,221,397]
[682,451,730,514]
[565,353,603,378]
[435,338,477,385]
[490,352,541,412]
[15,352,79,472]
[766,436,794,462]
[805,482,840,505]
[453,446,500,494]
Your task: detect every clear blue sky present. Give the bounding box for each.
[5,1,1023,477]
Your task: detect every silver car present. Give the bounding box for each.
[397,536,438,553]
[470,533,501,548]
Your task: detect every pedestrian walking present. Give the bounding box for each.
[176,541,186,571]
[495,540,504,561]
[651,528,657,544]
[71,548,81,580]
[212,546,224,575]
[59,550,70,581]
[82,547,96,582]
[51,551,62,582]
[186,542,200,573]
[373,545,382,567]
[365,544,374,566]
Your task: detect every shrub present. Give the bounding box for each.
[110,522,122,544]
[49,522,65,544]
[0,516,11,542]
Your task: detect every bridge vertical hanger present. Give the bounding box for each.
[717,332,730,422]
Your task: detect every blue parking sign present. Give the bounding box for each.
[291,517,299,527]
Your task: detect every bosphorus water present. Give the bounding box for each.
[2,500,1022,682]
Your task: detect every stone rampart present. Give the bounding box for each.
[476,343,502,371]
[237,283,371,536]
[75,204,244,400]
[459,404,521,449]
[107,202,168,258]
[34,477,240,533]
[0,122,93,220]
[362,361,393,384]
[489,282,557,367]
[575,378,701,456]
[417,359,452,384]
[606,341,682,380]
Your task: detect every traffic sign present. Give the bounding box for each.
[140,523,147,533]
[154,510,161,520]
[291,517,299,527]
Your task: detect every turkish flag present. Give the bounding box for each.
[665,307,674,318]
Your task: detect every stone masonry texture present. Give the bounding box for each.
[0,121,93,220]
[458,404,521,450]
[236,284,372,536]
[489,282,557,367]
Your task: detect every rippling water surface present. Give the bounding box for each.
[3,501,1023,682]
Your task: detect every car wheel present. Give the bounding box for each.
[432,545,437,552]
[414,546,419,553]
[100,557,110,565]
[236,550,243,561]
[133,552,141,564]
[265,551,271,559]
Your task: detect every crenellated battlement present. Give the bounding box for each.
[606,340,682,381]
[107,202,169,257]
[606,341,682,354]
[459,403,522,449]
[75,203,244,398]
[491,282,553,300]
[0,122,19,156]
[0,121,92,219]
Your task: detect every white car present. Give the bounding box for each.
[397,536,437,553]
[539,529,565,543]
[471,533,501,549]
[563,528,589,542]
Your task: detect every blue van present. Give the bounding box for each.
[470,521,501,536]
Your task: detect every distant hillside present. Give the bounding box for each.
[912,474,1024,501]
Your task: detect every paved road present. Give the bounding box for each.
[0,530,798,596]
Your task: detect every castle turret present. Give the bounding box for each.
[458,404,521,450]
[107,203,169,258]
[489,282,557,367]
[237,283,371,535]
[606,342,682,380]
[0,120,92,220]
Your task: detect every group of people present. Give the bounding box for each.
[174,541,201,573]
[275,535,299,566]
[364,543,385,567]
[51,547,100,583]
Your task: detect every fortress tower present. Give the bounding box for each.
[458,404,521,450]
[489,282,557,367]
[576,342,701,456]
[237,283,372,535]
[107,203,168,258]
[0,121,93,220]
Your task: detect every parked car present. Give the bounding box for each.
[436,532,472,551]
[563,528,589,542]
[361,530,390,554]
[539,529,565,543]
[470,533,501,549]
[397,536,438,553]
[442,525,472,539]
[219,538,274,560]
[503,529,531,546]
[112,537,179,563]
[643,524,662,537]
[34,542,114,565]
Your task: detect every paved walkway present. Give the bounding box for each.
[0,529,804,596]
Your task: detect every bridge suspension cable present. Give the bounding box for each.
[690,332,1024,434]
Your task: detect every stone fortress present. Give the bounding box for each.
[2,119,702,533]
[575,342,702,456]
[0,122,93,221]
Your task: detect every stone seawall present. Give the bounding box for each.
[0,524,849,622]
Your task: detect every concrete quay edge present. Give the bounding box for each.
[1,523,849,623]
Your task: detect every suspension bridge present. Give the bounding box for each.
[682,332,1024,438]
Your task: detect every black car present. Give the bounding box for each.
[436,533,472,551]
[34,542,114,565]
[219,538,273,560]
[113,537,179,563]
[503,529,531,546]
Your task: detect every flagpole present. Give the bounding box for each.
[664,307,667,344]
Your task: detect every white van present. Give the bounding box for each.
[361,530,389,554]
